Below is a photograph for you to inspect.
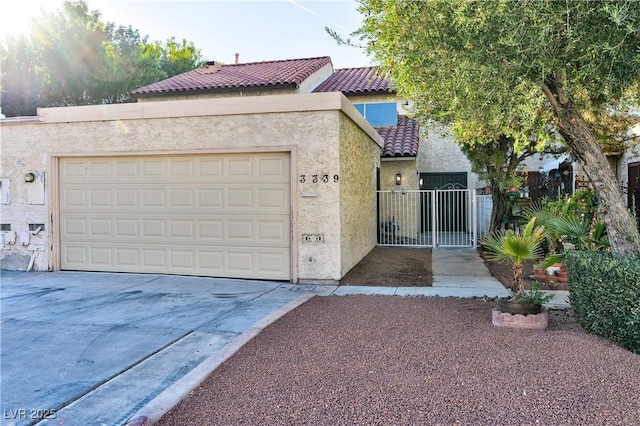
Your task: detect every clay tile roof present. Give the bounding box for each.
[377,115,420,157]
[313,66,393,94]
[131,56,332,96]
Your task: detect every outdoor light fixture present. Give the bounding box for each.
[395,173,402,185]
[24,172,35,183]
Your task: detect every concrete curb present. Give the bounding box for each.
[125,293,316,426]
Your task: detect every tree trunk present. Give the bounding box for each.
[552,101,640,256]
[490,183,507,234]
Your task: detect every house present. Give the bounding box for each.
[0,56,479,282]
[615,118,640,229]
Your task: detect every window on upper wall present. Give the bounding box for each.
[353,102,397,126]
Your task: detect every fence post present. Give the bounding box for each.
[472,190,477,249]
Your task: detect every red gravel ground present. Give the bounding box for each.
[157,296,640,426]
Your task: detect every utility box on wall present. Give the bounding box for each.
[25,171,45,205]
[0,178,10,204]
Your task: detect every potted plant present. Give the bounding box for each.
[481,217,553,317]
[515,281,554,307]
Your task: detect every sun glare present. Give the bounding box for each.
[0,1,64,38]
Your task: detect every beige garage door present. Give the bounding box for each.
[59,153,290,280]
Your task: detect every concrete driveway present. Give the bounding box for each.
[1,271,330,426]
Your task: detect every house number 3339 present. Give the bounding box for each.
[300,174,339,183]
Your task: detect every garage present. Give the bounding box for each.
[2,93,382,282]
[59,152,291,280]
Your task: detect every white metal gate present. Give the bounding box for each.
[377,187,477,248]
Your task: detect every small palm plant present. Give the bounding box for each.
[481,217,546,299]
[522,200,571,254]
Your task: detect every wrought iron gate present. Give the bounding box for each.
[377,186,477,248]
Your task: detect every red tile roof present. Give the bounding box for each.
[131,57,332,96]
[377,115,420,157]
[313,67,393,94]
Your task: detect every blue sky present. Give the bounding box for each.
[1,0,374,69]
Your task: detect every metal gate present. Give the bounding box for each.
[377,186,477,248]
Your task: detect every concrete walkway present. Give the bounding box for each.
[1,247,568,426]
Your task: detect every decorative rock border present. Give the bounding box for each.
[491,308,548,330]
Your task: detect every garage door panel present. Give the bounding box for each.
[228,158,253,177]
[199,158,223,176]
[143,249,166,267]
[258,252,289,273]
[170,250,194,269]
[258,157,287,177]
[199,219,224,239]
[116,248,138,266]
[228,189,253,208]
[199,189,224,207]
[63,217,87,235]
[116,189,138,206]
[258,188,287,209]
[142,160,164,177]
[60,153,290,280]
[170,189,194,207]
[62,189,86,207]
[62,161,89,179]
[116,160,138,176]
[198,251,224,273]
[227,220,253,240]
[170,220,194,238]
[89,218,111,236]
[257,220,287,242]
[142,189,165,207]
[227,251,254,272]
[169,158,194,176]
[64,246,87,266]
[91,247,112,265]
[142,220,166,238]
[116,219,138,237]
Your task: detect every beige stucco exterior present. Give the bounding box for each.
[417,123,479,190]
[0,92,383,283]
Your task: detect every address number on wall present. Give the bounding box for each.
[300,174,339,183]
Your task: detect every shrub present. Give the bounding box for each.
[566,251,640,353]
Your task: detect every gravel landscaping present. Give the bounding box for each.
[156,296,640,425]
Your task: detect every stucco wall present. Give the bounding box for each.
[378,159,419,240]
[338,113,381,278]
[0,93,383,282]
[417,124,478,190]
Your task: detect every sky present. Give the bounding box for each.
[0,0,375,69]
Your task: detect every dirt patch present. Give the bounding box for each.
[339,246,432,287]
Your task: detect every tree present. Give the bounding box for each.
[0,1,205,116]
[0,34,43,117]
[459,135,536,234]
[355,0,640,256]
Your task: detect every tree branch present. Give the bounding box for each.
[539,83,561,113]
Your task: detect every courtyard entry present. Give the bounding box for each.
[377,187,476,248]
